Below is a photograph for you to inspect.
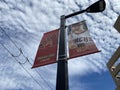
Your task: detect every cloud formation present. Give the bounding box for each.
[0,0,120,90]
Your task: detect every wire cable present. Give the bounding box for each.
[0,27,20,50]
[0,26,28,64]
[0,28,53,89]
[22,55,53,90]
[19,43,53,90]
[0,43,45,90]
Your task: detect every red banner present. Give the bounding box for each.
[68,21,99,59]
[32,29,59,68]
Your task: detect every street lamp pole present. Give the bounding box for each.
[56,15,68,90]
[56,10,86,90]
[56,0,106,90]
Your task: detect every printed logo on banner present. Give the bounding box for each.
[68,21,99,59]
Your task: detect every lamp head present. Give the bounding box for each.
[86,0,106,13]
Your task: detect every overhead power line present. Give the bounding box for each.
[0,27,21,50]
[0,27,53,90]
[0,43,45,90]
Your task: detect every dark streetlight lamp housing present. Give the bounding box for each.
[86,0,106,13]
[65,0,106,19]
[56,0,106,90]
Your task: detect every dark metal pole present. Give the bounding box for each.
[56,15,69,90]
[56,1,106,89]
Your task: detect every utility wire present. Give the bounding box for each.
[20,50,53,90]
[0,27,53,90]
[0,26,28,63]
[0,43,45,90]
[25,56,53,90]
[0,27,20,50]
[0,27,23,57]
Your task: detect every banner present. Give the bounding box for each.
[32,29,59,68]
[68,21,99,59]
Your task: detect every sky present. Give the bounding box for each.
[0,0,120,90]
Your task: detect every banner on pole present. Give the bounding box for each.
[32,29,59,68]
[68,21,99,59]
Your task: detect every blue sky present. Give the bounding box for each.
[0,0,120,90]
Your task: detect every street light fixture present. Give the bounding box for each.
[65,0,106,19]
[86,0,106,13]
[56,0,106,90]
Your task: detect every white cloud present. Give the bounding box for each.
[0,0,120,90]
